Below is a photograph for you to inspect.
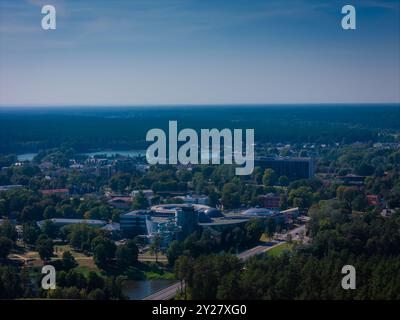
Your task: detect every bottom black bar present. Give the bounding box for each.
[0,300,397,318]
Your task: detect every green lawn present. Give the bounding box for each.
[144,271,176,280]
[54,244,100,273]
[267,242,294,257]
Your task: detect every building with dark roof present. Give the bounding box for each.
[120,210,153,237]
[255,157,316,180]
[36,218,106,228]
[175,205,198,238]
[102,222,121,239]
[336,174,366,186]
[107,196,132,210]
[259,193,280,210]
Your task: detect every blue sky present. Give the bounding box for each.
[0,0,399,106]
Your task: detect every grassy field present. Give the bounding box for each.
[138,253,168,263]
[54,244,100,272]
[10,242,178,284]
[267,242,295,257]
[144,271,175,280]
[9,244,100,273]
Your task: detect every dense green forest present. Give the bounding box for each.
[0,105,399,153]
[174,207,400,300]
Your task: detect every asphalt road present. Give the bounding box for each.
[237,241,283,260]
[142,224,307,300]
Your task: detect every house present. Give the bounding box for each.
[336,174,366,186]
[380,208,397,217]
[131,189,155,205]
[367,194,380,207]
[131,189,154,198]
[108,196,132,210]
[259,193,280,210]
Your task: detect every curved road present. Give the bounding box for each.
[142,224,306,300]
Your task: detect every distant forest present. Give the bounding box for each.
[0,105,399,154]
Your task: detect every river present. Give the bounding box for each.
[16,150,146,162]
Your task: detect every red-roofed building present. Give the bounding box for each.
[367,194,380,207]
[259,193,280,210]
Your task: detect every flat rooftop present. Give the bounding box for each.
[199,217,249,226]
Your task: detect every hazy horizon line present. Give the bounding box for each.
[1,102,400,109]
